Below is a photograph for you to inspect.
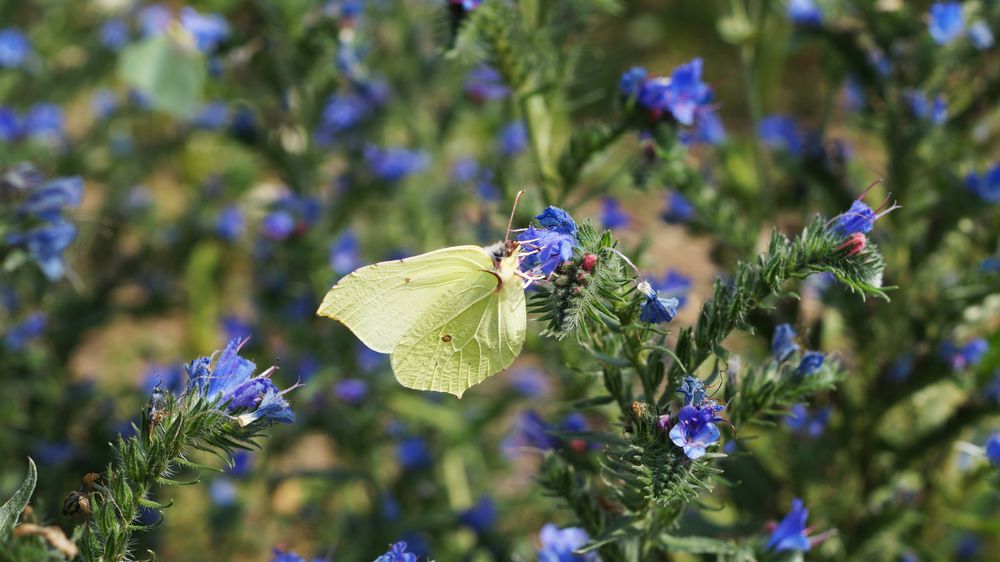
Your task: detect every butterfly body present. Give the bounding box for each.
[317,243,526,397]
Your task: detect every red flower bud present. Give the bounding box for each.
[581,253,598,272]
[838,232,867,257]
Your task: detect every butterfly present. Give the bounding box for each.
[316,195,529,398]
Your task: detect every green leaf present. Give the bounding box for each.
[0,458,37,540]
[118,35,206,117]
[657,533,748,556]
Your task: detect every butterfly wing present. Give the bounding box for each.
[390,270,526,397]
[316,246,494,353]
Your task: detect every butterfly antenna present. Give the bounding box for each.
[504,190,526,246]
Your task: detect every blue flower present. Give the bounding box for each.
[451,157,480,183]
[333,378,368,404]
[221,315,253,341]
[680,108,726,145]
[374,542,417,562]
[832,198,898,237]
[6,220,77,280]
[669,404,723,459]
[986,434,1000,467]
[903,90,947,125]
[886,354,915,382]
[32,440,76,465]
[215,205,245,241]
[100,19,129,51]
[939,339,988,371]
[638,281,679,324]
[228,450,253,477]
[0,107,20,141]
[139,5,172,36]
[535,206,578,236]
[796,351,825,376]
[180,8,230,52]
[321,94,371,134]
[192,102,231,129]
[965,163,1000,203]
[329,230,360,275]
[772,324,800,362]
[0,28,30,68]
[356,342,386,373]
[662,191,694,223]
[507,367,551,397]
[677,376,707,406]
[969,21,995,50]
[600,197,630,230]
[261,210,296,240]
[4,312,47,350]
[459,496,497,535]
[397,437,432,471]
[209,478,237,507]
[928,2,964,45]
[20,176,83,220]
[767,498,812,551]
[503,410,558,453]
[787,0,822,25]
[270,547,322,562]
[22,103,64,141]
[498,121,528,157]
[786,404,829,438]
[537,524,596,562]
[464,65,509,102]
[186,338,296,426]
[364,145,429,182]
[758,115,803,155]
[638,58,713,126]
[651,269,692,309]
[619,66,647,98]
[517,213,579,278]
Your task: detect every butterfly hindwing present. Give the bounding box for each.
[316,246,494,353]
[390,269,526,397]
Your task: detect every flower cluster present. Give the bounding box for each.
[665,376,725,459]
[517,206,580,278]
[619,59,720,132]
[2,165,82,280]
[186,338,297,427]
[0,103,64,144]
[829,188,899,259]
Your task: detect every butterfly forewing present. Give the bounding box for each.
[316,246,494,353]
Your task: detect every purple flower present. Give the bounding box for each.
[0,28,31,68]
[459,496,497,535]
[186,338,296,426]
[928,2,964,45]
[180,8,230,52]
[4,312,47,350]
[767,498,812,551]
[986,434,1000,467]
[795,351,825,376]
[6,220,77,280]
[464,66,509,102]
[772,324,800,362]
[100,19,129,51]
[333,378,368,404]
[600,197,630,230]
[969,21,995,50]
[498,121,528,157]
[329,230,360,275]
[637,281,679,324]
[662,191,694,223]
[669,404,723,459]
[787,0,822,25]
[364,145,429,181]
[397,437,432,471]
[215,205,245,241]
[374,542,418,562]
[537,524,596,562]
[786,404,829,438]
[759,115,803,155]
[965,163,1000,203]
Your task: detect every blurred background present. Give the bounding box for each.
[1,0,999,560]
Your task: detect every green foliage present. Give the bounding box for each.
[0,459,36,541]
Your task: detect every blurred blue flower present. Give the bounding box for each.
[364,145,429,181]
[619,66,647,98]
[680,108,726,145]
[903,90,947,125]
[787,0,822,25]
[537,523,596,562]
[321,94,371,134]
[271,547,323,562]
[832,198,897,237]
[32,440,75,465]
[638,281,679,324]
[22,103,64,141]
[637,58,713,126]
[956,535,980,560]
[91,89,118,119]
[969,21,995,50]
[498,121,528,157]
[984,434,1000,467]
[772,324,800,362]
[459,496,497,535]
[186,338,296,426]
[886,354,915,382]
[508,366,551,397]
[0,107,19,141]
[464,66,509,102]
[6,220,77,280]
[843,77,864,112]
[503,410,557,453]
[221,315,253,341]
[209,478,238,507]
[192,102,231,130]
[600,197,629,230]
[20,176,83,220]
[964,162,1000,203]
[100,19,129,51]
[0,28,31,68]
[397,437,432,471]
[138,5,172,36]
[215,205,245,241]
[759,115,803,155]
[767,498,812,551]
[374,542,417,562]
[329,230,360,275]
[669,404,723,459]
[228,450,253,477]
[261,210,296,240]
[381,493,401,521]
[451,157,480,183]
[796,351,825,376]
[786,404,830,438]
[938,338,988,371]
[356,342,386,373]
[334,378,368,404]
[928,2,964,45]
[650,269,692,309]
[180,7,230,52]
[662,191,694,223]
